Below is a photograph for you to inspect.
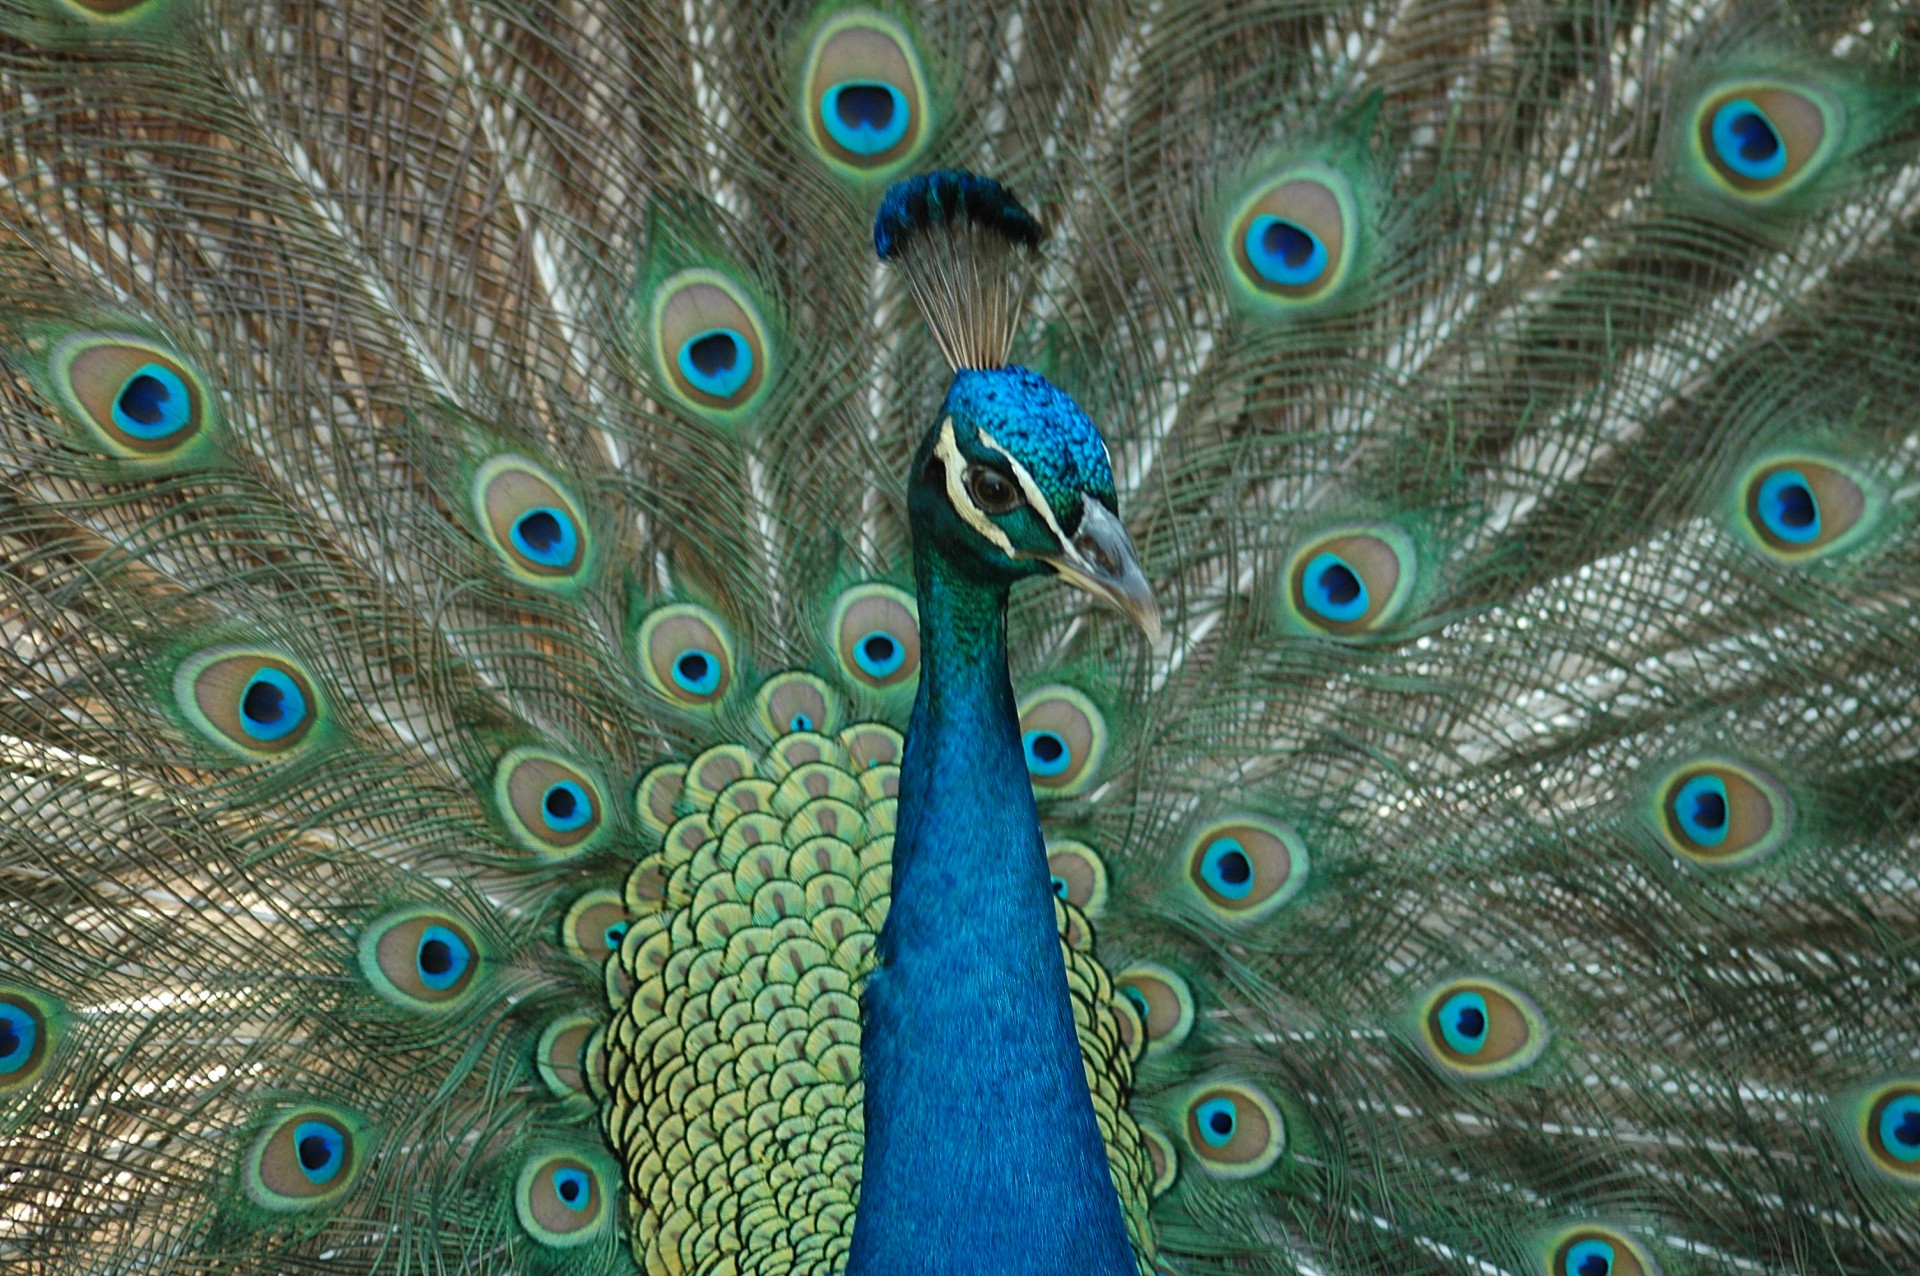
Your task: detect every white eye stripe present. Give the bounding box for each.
[976,427,1078,565]
[936,418,1017,556]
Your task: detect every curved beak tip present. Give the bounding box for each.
[1048,500,1162,647]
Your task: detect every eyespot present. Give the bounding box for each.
[48,333,212,457]
[174,648,322,759]
[1225,164,1358,307]
[243,1107,365,1210]
[493,748,610,859]
[0,990,56,1093]
[470,456,590,585]
[830,583,921,691]
[1282,523,1416,636]
[650,269,773,417]
[1689,81,1841,201]
[358,908,483,1011]
[1181,1083,1285,1177]
[637,604,735,708]
[537,1013,601,1101]
[515,1150,612,1246]
[1735,455,1877,562]
[1183,818,1308,922]
[965,465,1021,514]
[1018,686,1107,796]
[1651,758,1792,868]
[1046,840,1108,916]
[1544,1225,1660,1276]
[1846,1081,1920,1185]
[755,671,843,738]
[801,10,930,176]
[1416,977,1548,1079]
[1114,964,1194,1055]
[563,890,631,965]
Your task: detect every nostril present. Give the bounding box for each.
[1074,533,1117,574]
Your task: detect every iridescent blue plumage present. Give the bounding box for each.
[848,178,1152,1276]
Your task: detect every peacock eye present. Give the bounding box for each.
[651,270,772,417]
[1282,523,1417,636]
[176,649,323,759]
[800,10,930,176]
[1651,758,1793,868]
[966,465,1020,514]
[1734,455,1877,562]
[471,455,591,585]
[493,748,610,859]
[1545,1226,1658,1276]
[0,991,55,1092]
[359,908,484,1010]
[244,1107,365,1211]
[562,890,632,964]
[1183,819,1309,922]
[1847,1081,1920,1184]
[1180,1082,1287,1176]
[50,333,215,458]
[1690,81,1840,201]
[515,1151,612,1247]
[1416,977,1549,1078]
[1115,964,1195,1055]
[637,605,735,709]
[1225,163,1359,308]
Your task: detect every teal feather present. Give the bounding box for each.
[3,2,1920,1273]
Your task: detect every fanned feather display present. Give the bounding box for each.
[2,2,1920,1274]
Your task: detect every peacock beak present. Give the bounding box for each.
[1044,500,1162,645]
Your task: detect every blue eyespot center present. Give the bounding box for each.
[292,1121,346,1184]
[1757,470,1820,543]
[1675,774,1730,847]
[1195,1097,1238,1147]
[1566,1239,1616,1276]
[1712,100,1787,180]
[1880,1095,1920,1162]
[1051,875,1070,900]
[1121,985,1150,1021]
[1023,730,1070,777]
[553,1166,592,1211]
[602,922,629,952]
[0,1004,37,1073]
[510,507,580,568]
[416,924,471,991]
[676,329,754,399]
[1246,214,1329,287]
[542,781,592,833]
[112,363,192,440]
[1439,991,1491,1055]
[822,81,910,155]
[671,649,722,696]
[1303,552,1368,622]
[1199,838,1255,900]
[789,712,814,732]
[853,630,906,678]
[239,668,306,741]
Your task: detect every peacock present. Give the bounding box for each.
[3,0,1920,1272]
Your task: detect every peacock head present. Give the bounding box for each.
[908,364,1159,642]
[880,169,1159,642]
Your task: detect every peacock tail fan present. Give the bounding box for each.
[0,2,1918,1274]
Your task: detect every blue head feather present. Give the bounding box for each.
[945,367,1115,515]
[873,170,1044,261]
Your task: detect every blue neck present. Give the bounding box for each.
[847,544,1136,1275]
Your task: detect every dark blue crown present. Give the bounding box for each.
[873,170,1044,261]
